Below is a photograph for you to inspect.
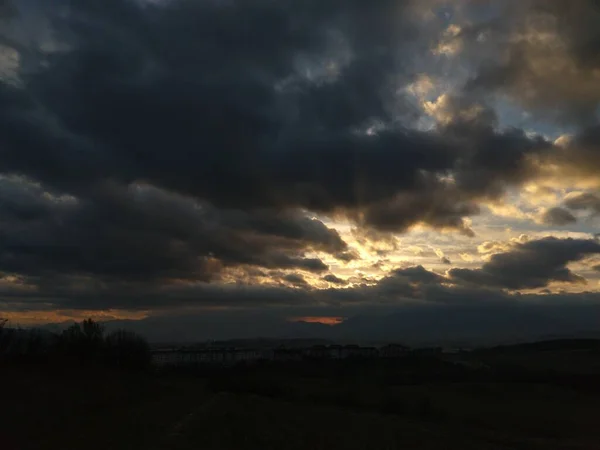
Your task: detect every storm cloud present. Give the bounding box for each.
[0,0,551,230]
[449,237,600,290]
[1,1,600,340]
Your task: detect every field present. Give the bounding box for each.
[2,342,600,449]
[1,366,208,450]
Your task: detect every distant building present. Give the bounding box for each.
[441,347,471,354]
[152,349,185,366]
[340,345,378,359]
[329,345,344,359]
[304,345,331,359]
[151,343,415,367]
[413,347,443,356]
[151,347,263,367]
[379,343,410,358]
[273,348,303,361]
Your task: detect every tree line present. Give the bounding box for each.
[0,318,151,370]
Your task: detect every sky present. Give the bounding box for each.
[1,0,600,343]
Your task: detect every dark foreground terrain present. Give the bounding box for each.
[2,340,600,450]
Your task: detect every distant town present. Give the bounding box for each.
[151,342,470,367]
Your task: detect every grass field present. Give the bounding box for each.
[1,366,208,450]
[165,391,597,450]
[2,363,599,450]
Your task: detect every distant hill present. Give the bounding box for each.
[480,339,600,354]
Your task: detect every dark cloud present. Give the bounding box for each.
[449,237,600,289]
[564,192,600,215]
[541,191,600,225]
[328,292,600,344]
[541,127,600,183]
[465,0,600,125]
[390,266,444,285]
[0,0,597,327]
[98,291,600,344]
[282,273,308,286]
[323,274,348,285]
[540,207,577,226]
[3,242,600,345]
[0,1,16,20]
[359,183,479,237]
[444,118,549,200]
[333,251,359,262]
[0,177,337,284]
[0,0,551,238]
[0,262,494,311]
[278,258,328,273]
[0,260,500,311]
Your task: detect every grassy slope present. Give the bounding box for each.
[1,364,599,450]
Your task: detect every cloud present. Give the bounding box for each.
[323,274,348,285]
[539,207,577,226]
[459,253,473,262]
[423,93,496,127]
[0,1,16,20]
[564,192,600,215]
[282,273,308,286]
[390,266,444,285]
[534,129,600,189]
[440,256,452,265]
[3,236,600,345]
[465,1,600,125]
[538,191,600,225]
[477,240,512,255]
[358,185,480,236]
[0,177,339,285]
[450,237,600,290]
[522,184,560,206]
[97,290,600,344]
[1,0,599,335]
[351,227,399,256]
[0,0,552,239]
[432,24,463,56]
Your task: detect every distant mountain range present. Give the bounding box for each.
[33,306,600,348]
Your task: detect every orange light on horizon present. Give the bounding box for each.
[0,309,150,326]
[288,316,346,326]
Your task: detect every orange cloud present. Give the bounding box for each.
[288,316,345,326]
[0,309,150,326]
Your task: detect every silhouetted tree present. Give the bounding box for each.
[0,318,12,358]
[60,318,105,362]
[82,319,104,341]
[2,318,151,370]
[0,320,51,362]
[104,329,151,370]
